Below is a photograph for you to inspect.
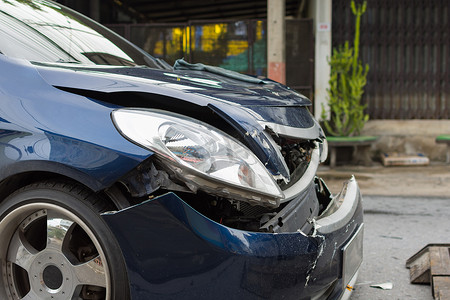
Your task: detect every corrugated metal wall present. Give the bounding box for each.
[332,0,449,119]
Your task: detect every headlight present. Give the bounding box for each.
[112,108,284,207]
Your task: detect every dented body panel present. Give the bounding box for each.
[0,56,152,191]
[0,2,363,298]
[103,179,363,300]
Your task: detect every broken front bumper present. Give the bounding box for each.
[102,177,363,300]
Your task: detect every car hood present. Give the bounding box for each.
[34,63,324,181]
[35,63,311,106]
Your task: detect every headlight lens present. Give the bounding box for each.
[112,108,283,207]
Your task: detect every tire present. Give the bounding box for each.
[0,181,130,300]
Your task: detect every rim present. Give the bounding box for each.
[0,203,111,300]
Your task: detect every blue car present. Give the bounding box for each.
[0,1,363,299]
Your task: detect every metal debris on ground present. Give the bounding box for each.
[369,282,393,290]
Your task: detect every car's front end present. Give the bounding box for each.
[64,63,364,299]
[0,1,363,299]
[34,59,364,299]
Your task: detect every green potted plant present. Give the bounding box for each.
[321,0,369,137]
[321,1,377,167]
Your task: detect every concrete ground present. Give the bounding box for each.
[317,162,450,299]
[317,162,450,198]
[349,195,450,300]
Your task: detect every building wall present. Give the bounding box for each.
[361,120,450,162]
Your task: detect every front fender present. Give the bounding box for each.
[0,56,153,190]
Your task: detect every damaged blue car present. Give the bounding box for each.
[0,1,363,299]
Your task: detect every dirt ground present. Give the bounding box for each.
[317,163,450,198]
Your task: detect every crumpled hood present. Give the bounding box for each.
[34,63,310,105]
[34,63,323,180]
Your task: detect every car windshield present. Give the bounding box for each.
[0,0,165,68]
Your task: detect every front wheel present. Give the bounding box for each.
[0,181,130,300]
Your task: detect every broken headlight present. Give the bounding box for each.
[112,108,284,207]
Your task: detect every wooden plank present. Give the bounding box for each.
[433,276,450,299]
[381,153,430,167]
[430,247,450,276]
[408,249,431,284]
[407,245,450,268]
[437,288,450,300]
[408,245,450,299]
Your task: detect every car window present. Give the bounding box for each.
[0,0,163,68]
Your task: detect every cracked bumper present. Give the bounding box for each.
[102,178,363,300]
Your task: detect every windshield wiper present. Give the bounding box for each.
[143,55,171,70]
